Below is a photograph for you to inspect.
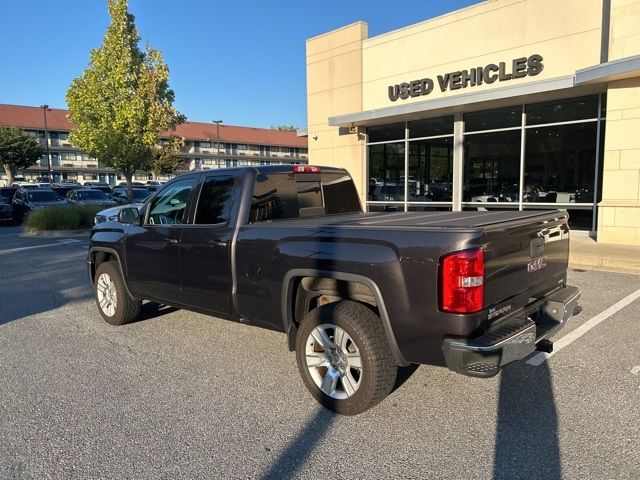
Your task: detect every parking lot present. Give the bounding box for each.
[0,226,639,479]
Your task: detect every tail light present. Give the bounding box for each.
[292,165,321,174]
[439,248,485,314]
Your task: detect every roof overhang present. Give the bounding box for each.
[328,55,640,128]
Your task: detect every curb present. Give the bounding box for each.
[21,229,90,238]
[569,253,640,275]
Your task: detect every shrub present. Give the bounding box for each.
[24,204,103,231]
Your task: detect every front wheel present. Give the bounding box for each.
[94,261,141,326]
[295,300,397,415]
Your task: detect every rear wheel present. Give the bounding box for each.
[295,300,397,415]
[94,261,141,326]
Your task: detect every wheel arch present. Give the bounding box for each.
[88,247,135,299]
[281,269,408,366]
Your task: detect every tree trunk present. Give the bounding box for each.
[151,170,157,181]
[3,164,15,185]
[125,172,134,203]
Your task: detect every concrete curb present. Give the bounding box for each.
[569,253,640,274]
[21,229,90,238]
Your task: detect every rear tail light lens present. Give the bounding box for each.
[292,165,321,174]
[439,248,485,314]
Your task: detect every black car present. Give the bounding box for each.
[110,187,151,205]
[84,182,112,194]
[52,184,83,198]
[0,186,18,204]
[11,188,65,222]
[0,196,13,225]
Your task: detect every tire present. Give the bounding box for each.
[94,261,141,326]
[295,300,397,415]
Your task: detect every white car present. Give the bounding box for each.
[94,203,143,225]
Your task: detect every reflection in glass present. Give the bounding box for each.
[464,106,521,132]
[463,130,521,202]
[367,203,403,212]
[408,116,454,138]
[526,95,599,125]
[368,143,405,202]
[367,123,405,143]
[408,204,452,212]
[408,138,453,201]
[525,123,597,203]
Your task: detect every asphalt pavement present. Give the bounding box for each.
[0,226,639,479]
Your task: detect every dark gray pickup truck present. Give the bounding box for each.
[88,165,581,414]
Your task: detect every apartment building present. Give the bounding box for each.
[0,104,308,185]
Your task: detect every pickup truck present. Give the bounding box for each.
[88,165,581,415]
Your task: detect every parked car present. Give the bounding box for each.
[83,182,112,194]
[11,188,65,222]
[0,186,18,203]
[110,187,151,205]
[66,188,118,208]
[11,181,39,189]
[52,184,83,198]
[117,181,145,187]
[94,203,144,225]
[0,197,14,225]
[88,165,581,415]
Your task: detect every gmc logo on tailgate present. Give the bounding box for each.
[528,256,547,273]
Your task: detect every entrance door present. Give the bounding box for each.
[179,174,237,314]
[125,177,196,303]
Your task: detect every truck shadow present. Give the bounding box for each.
[493,361,561,480]
[259,407,337,480]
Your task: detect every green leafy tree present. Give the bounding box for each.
[66,0,184,201]
[271,124,298,132]
[150,135,185,179]
[0,127,44,185]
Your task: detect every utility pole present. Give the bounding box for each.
[212,120,223,168]
[41,105,52,180]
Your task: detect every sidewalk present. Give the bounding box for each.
[570,236,640,274]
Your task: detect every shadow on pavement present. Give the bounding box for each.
[260,407,336,480]
[493,362,561,480]
[135,302,179,322]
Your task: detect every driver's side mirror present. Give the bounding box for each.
[118,207,139,225]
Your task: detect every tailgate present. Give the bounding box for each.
[483,213,569,312]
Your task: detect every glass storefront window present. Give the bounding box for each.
[367,203,404,212]
[408,138,453,201]
[526,95,599,125]
[367,123,405,143]
[368,143,405,202]
[523,205,593,230]
[408,115,454,138]
[464,106,521,132]
[463,130,521,202]
[524,122,597,203]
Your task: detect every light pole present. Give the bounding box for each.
[40,105,52,180]
[212,120,223,168]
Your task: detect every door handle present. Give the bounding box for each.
[208,240,228,248]
[167,238,179,245]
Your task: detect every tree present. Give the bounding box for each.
[0,127,44,185]
[149,135,185,179]
[66,0,184,201]
[271,124,298,132]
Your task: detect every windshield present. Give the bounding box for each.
[132,189,150,200]
[78,190,107,200]
[28,191,61,202]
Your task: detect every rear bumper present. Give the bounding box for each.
[442,285,581,378]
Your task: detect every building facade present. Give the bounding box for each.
[305,0,640,245]
[0,104,308,185]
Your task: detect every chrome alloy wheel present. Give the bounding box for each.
[305,323,363,399]
[96,273,118,317]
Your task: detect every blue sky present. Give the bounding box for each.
[0,0,478,128]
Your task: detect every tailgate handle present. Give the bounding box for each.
[530,237,544,257]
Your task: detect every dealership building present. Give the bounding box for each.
[305,0,640,245]
[0,104,308,185]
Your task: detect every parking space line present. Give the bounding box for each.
[0,239,82,255]
[527,287,640,366]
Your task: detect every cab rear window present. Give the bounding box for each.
[249,171,360,223]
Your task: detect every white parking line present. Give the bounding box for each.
[527,286,640,366]
[0,239,82,255]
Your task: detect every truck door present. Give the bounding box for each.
[179,174,237,315]
[125,177,196,303]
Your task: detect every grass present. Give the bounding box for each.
[23,204,103,231]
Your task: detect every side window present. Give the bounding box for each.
[146,179,194,225]
[194,176,235,225]
[249,173,299,223]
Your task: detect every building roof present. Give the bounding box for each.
[0,103,307,148]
